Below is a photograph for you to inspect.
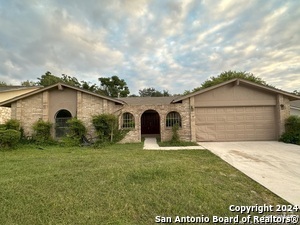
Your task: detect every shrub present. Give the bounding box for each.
[67,118,86,138]
[92,114,127,144]
[285,115,300,133]
[59,118,87,146]
[171,123,180,143]
[280,132,300,145]
[32,120,53,143]
[280,115,300,145]
[4,119,20,130]
[0,129,21,148]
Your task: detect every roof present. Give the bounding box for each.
[0,86,42,92]
[173,78,300,103]
[119,96,178,105]
[291,100,300,110]
[0,82,124,107]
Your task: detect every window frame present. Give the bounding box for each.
[122,112,135,129]
[166,111,182,128]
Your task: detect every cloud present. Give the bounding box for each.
[0,0,299,94]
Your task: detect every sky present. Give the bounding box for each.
[0,0,299,95]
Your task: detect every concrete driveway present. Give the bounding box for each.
[199,141,300,206]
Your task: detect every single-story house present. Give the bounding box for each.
[290,100,300,116]
[1,78,300,142]
[0,86,41,124]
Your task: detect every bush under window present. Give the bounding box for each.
[92,114,127,144]
[60,118,87,146]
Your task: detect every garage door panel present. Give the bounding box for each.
[227,115,235,121]
[195,106,276,141]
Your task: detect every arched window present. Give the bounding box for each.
[166,111,181,127]
[122,112,135,129]
[55,109,72,138]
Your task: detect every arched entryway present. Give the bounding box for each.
[55,109,72,138]
[141,110,160,136]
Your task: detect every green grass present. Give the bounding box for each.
[158,140,199,147]
[0,144,290,224]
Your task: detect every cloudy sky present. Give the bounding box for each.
[0,0,299,95]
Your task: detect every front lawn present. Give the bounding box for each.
[0,144,289,224]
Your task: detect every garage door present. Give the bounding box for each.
[195,106,276,141]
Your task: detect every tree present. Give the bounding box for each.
[0,81,8,86]
[36,72,84,87]
[81,81,98,92]
[61,74,81,87]
[139,87,170,97]
[37,71,62,86]
[19,72,131,97]
[293,90,300,96]
[21,80,38,86]
[186,70,272,94]
[98,75,130,97]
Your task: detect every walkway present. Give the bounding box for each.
[143,137,205,150]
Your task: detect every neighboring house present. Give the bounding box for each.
[290,100,300,116]
[0,86,41,124]
[1,79,300,142]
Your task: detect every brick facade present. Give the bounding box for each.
[8,88,123,138]
[276,95,290,139]
[11,93,44,137]
[0,107,11,124]
[77,92,123,137]
[119,99,192,143]
[1,81,299,142]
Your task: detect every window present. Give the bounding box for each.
[122,112,135,129]
[166,111,181,127]
[55,109,72,138]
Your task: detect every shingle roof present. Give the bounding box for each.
[173,78,300,102]
[291,100,300,109]
[119,96,179,105]
[0,83,124,107]
[0,86,42,92]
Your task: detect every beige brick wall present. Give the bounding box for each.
[77,92,122,137]
[0,107,11,124]
[11,93,43,137]
[277,95,291,137]
[9,89,123,139]
[119,99,192,143]
[6,90,294,143]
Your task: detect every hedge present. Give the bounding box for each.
[280,115,300,145]
[0,129,21,148]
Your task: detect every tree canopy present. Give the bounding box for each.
[98,75,130,97]
[2,70,289,97]
[17,71,130,97]
[184,70,272,95]
[0,81,8,86]
[293,90,300,96]
[138,87,170,97]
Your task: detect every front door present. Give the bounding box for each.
[141,110,160,134]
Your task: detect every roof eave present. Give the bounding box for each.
[173,78,300,102]
[0,82,125,106]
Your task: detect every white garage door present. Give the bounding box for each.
[195,106,276,141]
